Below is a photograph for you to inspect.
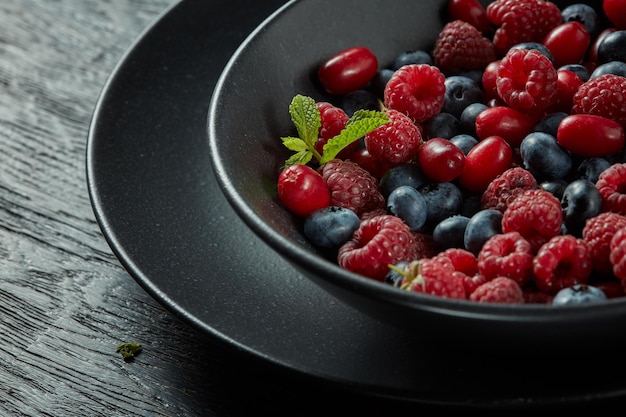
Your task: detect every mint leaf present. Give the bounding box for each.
[319,109,389,164]
[281,95,322,167]
[281,136,308,152]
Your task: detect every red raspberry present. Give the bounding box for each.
[571,74,626,128]
[364,109,423,164]
[501,189,563,253]
[433,248,487,295]
[314,102,355,160]
[469,277,524,304]
[609,227,626,282]
[582,212,626,273]
[338,214,417,281]
[596,163,626,214]
[496,48,558,115]
[486,0,562,56]
[383,64,446,123]
[481,167,538,213]
[432,20,496,75]
[319,159,385,216]
[533,235,593,294]
[412,231,439,259]
[400,259,467,300]
[523,287,554,304]
[477,231,534,286]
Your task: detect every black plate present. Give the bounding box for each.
[86,0,626,408]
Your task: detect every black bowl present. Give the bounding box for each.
[208,0,626,352]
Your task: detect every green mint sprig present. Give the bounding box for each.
[281,94,389,168]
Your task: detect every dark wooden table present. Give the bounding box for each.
[1,0,623,415]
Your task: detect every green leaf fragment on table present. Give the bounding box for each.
[116,342,142,361]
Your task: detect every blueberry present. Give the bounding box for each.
[561,3,600,37]
[303,206,360,249]
[425,112,460,139]
[597,30,626,64]
[534,112,568,137]
[340,90,382,117]
[443,76,484,119]
[510,42,554,64]
[386,185,428,231]
[590,61,626,79]
[368,68,394,99]
[460,102,488,138]
[379,163,429,199]
[384,261,409,287]
[457,69,484,86]
[432,215,470,249]
[558,64,590,82]
[561,179,602,237]
[552,284,607,305]
[460,194,482,218]
[419,182,464,230]
[576,157,611,183]
[539,179,569,200]
[464,209,503,255]
[520,132,572,181]
[393,50,433,70]
[449,134,478,155]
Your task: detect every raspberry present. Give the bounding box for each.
[319,159,385,216]
[582,212,626,273]
[433,248,487,295]
[523,287,554,304]
[486,0,562,56]
[477,231,534,286]
[481,167,538,213]
[383,64,446,123]
[610,227,626,286]
[338,214,417,281]
[596,163,626,214]
[314,102,354,160]
[469,277,525,304]
[496,48,558,115]
[532,235,593,294]
[502,189,563,253]
[432,20,496,75]
[363,109,423,164]
[572,74,626,128]
[412,231,439,259]
[400,259,467,299]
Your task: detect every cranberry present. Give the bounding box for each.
[417,137,466,183]
[481,60,501,102]
[447,0,490,34]
[542,21,590,68]
[475,106,538,147]
[548,69,584,113]
[603,0,626,30]
[348,147,392,180]
[318,46,378,96]
[557,114,625,157]
[459,135,513,194]
[277,164,331,217]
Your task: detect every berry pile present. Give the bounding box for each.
[276,0,626,305]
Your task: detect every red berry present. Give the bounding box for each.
[481,60,502,102]
[417,137,465,182]
[603,0,626,30]
[277,164,331,217]
[401,259,467,299]
[412,231,439,259]
[596,163,626,214]
[314,102,354,160]
[547,69,584,114]
[383,64,446,123]
[338,215,418,281]
[364,109,423,164]
[319,159,385,216]
[542,21,590,68]
[477,231,534,286]
[447,0,491,34]
[432,20,496,74]
[469,277,524,304]
[481,167,538,213]
[571,74,626,128]
[502,189,563,253]
[347,147,392,180]
[556,114,625,157]
[318,46,378,96]
[459,135,513,194]
[582,212,626,273]
[475,106,538,147]
[610,227,626,281]
[496,48,558,115]
[533,235,593,294]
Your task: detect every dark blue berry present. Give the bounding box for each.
[576,157,611,183]
[386,185,428,231]
[539,179,569,200]
[561,179,602,237]
[597,30,626,65]
[443,76,484,119]
[457,69,484,86]
[590,61,626,79]
[464,209,503,255]
[303,206,360,249]
[419,182,463,230]
[340,90,382,117]
[425,112,460,139]
[460,102,488,138]
[520,132,572,181]
[432,215,470,250]
[561,3,600,36]
[384,261,409,287]
[510,42,554,64]
[552,284,607,305]
[393,50,433,70]
[449,134,478,155]
[559,64,590,82]
[534,112,568,137]
[379,163,429,199]
[368,68,394,99]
